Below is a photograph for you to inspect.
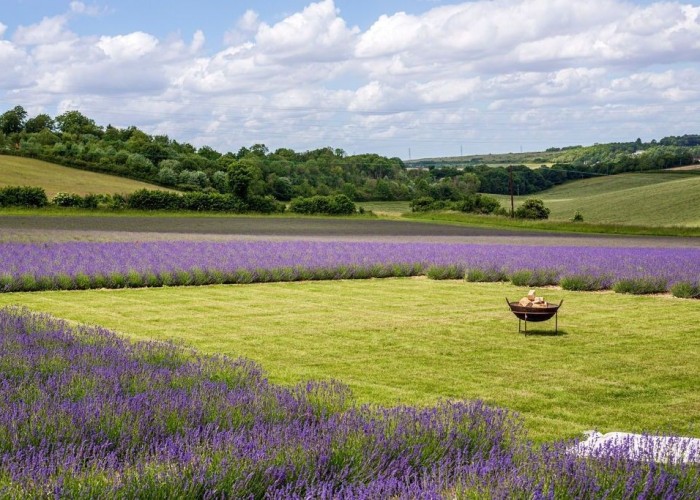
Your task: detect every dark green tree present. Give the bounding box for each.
[514,199,550,219]
[0,106,27,134]
[228,162,254,199]
[55,110,102,136]
[24,113,54,133]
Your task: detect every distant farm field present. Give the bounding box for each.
[0,155,173,196]
[364,172,700,227]
[2,279,698,442]
[495,172,700,226]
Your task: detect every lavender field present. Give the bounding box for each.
[1,240,699,294]
[1,306,698,498]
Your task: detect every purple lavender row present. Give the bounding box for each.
[1,306,697,497]
[1,240,699,285]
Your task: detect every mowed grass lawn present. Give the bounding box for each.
[2,279,698,442]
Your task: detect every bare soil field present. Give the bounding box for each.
[1,215,698,247]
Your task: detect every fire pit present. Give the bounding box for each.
[506,298,563,334]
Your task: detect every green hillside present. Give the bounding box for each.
[0,155,174,197]
[497,172,700,226]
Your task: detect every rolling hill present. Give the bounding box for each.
[0,155,174,197]
[495,172,700,226]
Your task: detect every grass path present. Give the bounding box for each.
[2,279,698,441]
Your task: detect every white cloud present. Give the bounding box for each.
[69,1,107,16]
[13,16,73,46]
[190,30,205,53]
[224,10,260,46]
[97,32,159,61]
[255,0,359,63]
[238,10,260,32]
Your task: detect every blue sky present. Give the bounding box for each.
[7,1,448,41]
[1,0,699,158]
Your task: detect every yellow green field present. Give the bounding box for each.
[0,155,173,196]
[363,172,700,227]
[497,173,700,226]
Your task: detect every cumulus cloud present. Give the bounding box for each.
[13,15,74,45]
[224,10,260,46]
[69,1,109,17]
[97,32,159,61]
[254,0,359,63]
[1,0,700,156]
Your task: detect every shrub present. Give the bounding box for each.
[246,195,285,214]
[560,274,609,291]
[0,274,16,292]
[159,271,174,287]
[55,274,74,290]
[74,273,92,290]
[51,192,101,209]
[466,267,509,282]
[125,270,144,288]
[455,194,502,214]
[52,192,83,207]
[426,264,465,280]
[91,274,107,289]
[510,269,559,286]
[670,281,700,299]
[108,193,128,210]
[157,166,178,186]
[143,273,161,288]
[107,272,127,288]
[409,196,436,212]
[514,199,550,219]
[173,270,193,286]
[19,274,38,291]
[126,189,183,211]
[80,193,100,209]
[191,268,209,286]
[328,194,356,215]
[613,277,668,294]
[0,186,48,207]
[35,276,54,291]
[289,194,356,215]
[571,211,584,222]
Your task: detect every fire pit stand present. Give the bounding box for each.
[506,298,563,334]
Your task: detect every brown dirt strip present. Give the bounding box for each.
[0,215,698,247]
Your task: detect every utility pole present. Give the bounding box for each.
[508,164,514,218]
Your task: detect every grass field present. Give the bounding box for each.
[364,172,700,228]
[0,155,173,196]
[2,279,698,442]
[494,172,700,226]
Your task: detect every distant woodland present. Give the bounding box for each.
[2,105,699,202]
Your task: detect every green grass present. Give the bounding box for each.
[358,201,411,216]
[0,155,174,197]
[493,172,700,226]
[405,211,700,237]
[2,279,698,442]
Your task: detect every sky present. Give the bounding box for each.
[1,0,699,159]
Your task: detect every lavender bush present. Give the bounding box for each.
[0,307,698,498]
[0,241,699,294]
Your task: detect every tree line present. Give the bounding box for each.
[1,105,698,205]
